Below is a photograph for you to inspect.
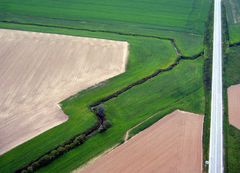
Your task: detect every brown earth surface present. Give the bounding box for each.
[227,84,240,129]
[0,29,128,155]
[77,110,204,173]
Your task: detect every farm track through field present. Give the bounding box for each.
[123,86,203,142]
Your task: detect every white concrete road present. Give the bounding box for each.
[208,0,224,172]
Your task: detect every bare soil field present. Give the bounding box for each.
[76,110,204,173]
[227,84,240,129]
[0,29,128,155]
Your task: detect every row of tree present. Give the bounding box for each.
[17,106,111,173]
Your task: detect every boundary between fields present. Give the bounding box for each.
[2,17,203,173]
[0,20,185,55]
[89,53,203,108]
[15,49,203,173]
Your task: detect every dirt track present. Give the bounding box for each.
[0,29,128,155]
[227,84,240,129]
[77,110,204,173]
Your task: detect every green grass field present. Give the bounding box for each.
[224,0,240,43]
[224,47,240,173]
[0,0,211,172]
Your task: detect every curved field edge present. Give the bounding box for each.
[0,25,202,172]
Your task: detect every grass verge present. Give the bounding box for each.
[222,3,240,172]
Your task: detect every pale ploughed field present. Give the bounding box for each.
[76,110,204,173]
[227,84,240,129]
[0,29,128,155]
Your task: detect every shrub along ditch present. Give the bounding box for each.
[16,106,109,173]
[16,50,203,173]
[1,20,184,55]
[15,36,203,173]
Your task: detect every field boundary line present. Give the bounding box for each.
[0,11,204,35]
[0,20,203,56]
[16,50,204,172]
[5,20,204,172]
[124,86,204,142]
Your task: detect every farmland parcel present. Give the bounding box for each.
[0,29,128,155]
[227,84,240,129]
[77,110,204,173]
[0,0,211,172]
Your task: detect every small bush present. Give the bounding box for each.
[50,149,59,158]
[98,125,105,133]
[26,166,33,173]
[73,135,86,145]
[31,161,40,170]
[98,120,112,133]
[38,155,50,166]
[102,120,112,129]
[57,146,65,155]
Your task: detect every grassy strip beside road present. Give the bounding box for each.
[201,3,214,172]
[223,46,240,173]
[222,4,240,172]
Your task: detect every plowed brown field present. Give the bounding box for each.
[0,29,128,155]
[227,84,240,129]
[77,110,204,173]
